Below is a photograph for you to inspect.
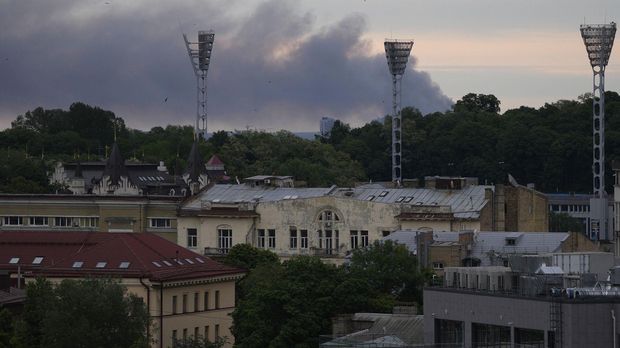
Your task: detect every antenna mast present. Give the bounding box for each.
[580,22,616,241]
[183,30,215,140]
[384,39,414,186]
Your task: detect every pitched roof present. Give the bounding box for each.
[206,155,224,169]
[102,143,129,185]
[0,231,244,282]
[186,141,207,182]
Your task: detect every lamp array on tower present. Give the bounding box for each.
[183,31,215,140]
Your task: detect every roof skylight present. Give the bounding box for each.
[9,257,19,264]
[119,261,131,269]
[96,262,107,268]
[72,261,84,268]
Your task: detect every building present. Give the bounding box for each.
[424,264,620,348]
[0,231,244,348]
[320,116,336,137]
[546,192,614,240]
[0,194,182,241]
[384,230,599,275]
[50,141,227,196]
[177,176,549,260]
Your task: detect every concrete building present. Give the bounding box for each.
[0,231,244,348]
[546,192,614,240]
[320,116,336,137]
[425,265,620,348]
[177,177,549,260]
[0,194,182,241]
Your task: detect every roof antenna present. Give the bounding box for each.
[113,118,117,142]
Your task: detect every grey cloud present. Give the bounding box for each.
[0,0,453,132]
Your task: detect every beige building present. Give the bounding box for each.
[0,231,244,348]
[0,194,181,241]
[178,177,549,260]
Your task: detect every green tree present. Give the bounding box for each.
[549,212,585,233]
[224,243,279,270]
[0,308,14,348]
[13,278,150,348]
[454,93,501,113]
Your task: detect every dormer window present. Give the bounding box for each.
[506,238,517,246]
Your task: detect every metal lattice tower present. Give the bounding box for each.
[580,22,616,240]
[183,31,215,140]
[384,39,414,186]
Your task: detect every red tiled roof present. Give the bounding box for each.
[206,155,224,166]
[0,231,244,282]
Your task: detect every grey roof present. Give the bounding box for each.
[385,231,569,264]
[184,184,336,208]
[322,314,424,347]
[243,175,293,181]
[341,185,491,219]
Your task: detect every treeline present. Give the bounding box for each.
[324,92,620,193]
[1,92,619,193]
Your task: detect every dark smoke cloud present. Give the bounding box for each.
[0,0,453,131]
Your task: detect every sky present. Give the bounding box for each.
[0,0,619,132]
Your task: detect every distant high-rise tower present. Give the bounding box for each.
[580,22,616,241]
[384,39,414,186]
[320,117,336,137]
[183,31,215,140]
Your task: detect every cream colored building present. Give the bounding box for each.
[1,231,244,348]
[178,177,549,260]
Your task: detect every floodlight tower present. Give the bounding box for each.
[580,22,616,241]
[183,30,215,140]
[385,39,414,186]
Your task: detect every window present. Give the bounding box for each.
[379,190,389,197]
[9,257,19,264]
[72,261,83,268]
[360,230,369,247]
[300,230,308,249]
[187,228,197,248]
[218,228,232,254]
[29,216,48,226]
[79,217,98,228]
[350,230,359,249]
[268,229,276,249]
[433,262,444,269]
[396,196,405,203]
[183,328,187,339]
[163,260,173,266]
[32,257,44,264]
[3,216,23,226]
[289,227,297,249]
[215,324,220,339]
[152,261,162,267]
[54,217,74,227]
[505,238,516,246]
[205,326,210,341]
[119,261,130,269]
[172,296,178,314]
[172,330,177,341]
[215,290,220,309]
[318,230,323,249]
[182,294,188,313]
[204,291,209,310]
[319,210,339,222]
[194,327,199,338]
[150,218,171,228]
[257,229,265,248]
[184,258,194,264]
[194,293,199,312]
[96,262,107,268]
[382,230,391,237]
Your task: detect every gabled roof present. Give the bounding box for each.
[186,141,207,182]
[102,143,129,185]
[206,155,225,170]
[0,231,244,282]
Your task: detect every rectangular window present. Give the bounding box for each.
[54,217,74,227]
[433,262,444,269]
[194,327,199,338]
[289,227,297,249]
[204,291,209,311]
[382,230,391,237]
[360,230,369,247]
[215,290,220,309]
[150,218,171,228]
[300,230,308,249]
[183,328,187,339]
[78,217,98,228]
[215,324,220,339]
[318,230,323,249]
[3,216,23,226]
[172,295,177,314]
[172,330,177,341]
[187,228,197,248]
[29,216,48,226]
[217,228,232,254]
[194,292,199,312]
[257,229,265,248]
[205,326,210,341]
[350,230,359,249]
[268,229,276,249]
[182,294,187,313]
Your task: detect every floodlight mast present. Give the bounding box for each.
[385,39,414,186]
[183,30,215,140]
[580,22,616,241]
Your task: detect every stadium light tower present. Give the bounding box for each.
[385,39,414,186]
[183,30,215,140]
[580,22,616,241]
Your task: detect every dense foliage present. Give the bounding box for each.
[324,91,620,193]
[8,278,150,348]
[229,241,427,347]
[2,91,619,192]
